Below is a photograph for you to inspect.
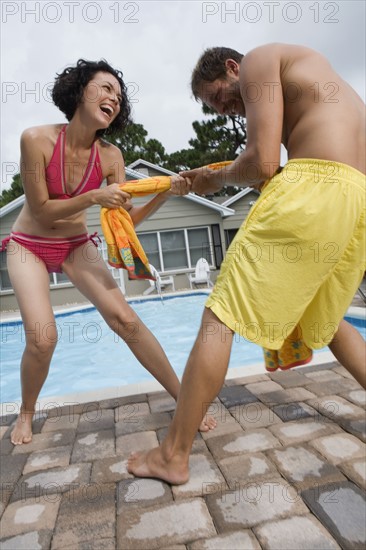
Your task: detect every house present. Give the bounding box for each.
[0,160,259,311]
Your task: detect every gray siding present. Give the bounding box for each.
[0,208,21,239]
[222,191,258,231]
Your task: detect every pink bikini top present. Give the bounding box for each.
[45,125,103,199]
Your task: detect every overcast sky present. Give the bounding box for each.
[1,0,365,190]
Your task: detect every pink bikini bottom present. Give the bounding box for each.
[1,231,101,273]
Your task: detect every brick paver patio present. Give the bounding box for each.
[1,359,365,549]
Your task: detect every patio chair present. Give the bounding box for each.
[188,258,213,289]
[143,264,175,295]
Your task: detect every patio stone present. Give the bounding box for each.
[245,381,283,396]
[268,419,338,446]
[230,402,282,430]
[303,370,344,383]
[309,433,366,465]
[0,455,28,509]
[339,418,366,442]
[218,386,258,408]
[268,445,346,490]
[253,515,340,549]
[281,387,316,401]
[23,446,72,475]
[268,370,311,388]
[115,411,171,436]
[148,393,176,413]
[0,412,17,427]
[305,379,361,397]
[52,539,116,550]
[12,430,76,455]
[117,478,172,510]
[206,429,281,461]
[91,456,133,483]
[0,438,14,455]
[51,483,116,548]
[11,463,91,502]
[338,458,366,490]
[46,401,102,418]
[301,481,366,549]
[0,497,60,538]
[116,499,216,550]
[206,480,307,531]
[298,363,339,374]
[200,409,243,441]
[173,453,227,499]
[1,454,27,484]
[332,365,356,379]
[257,389,308,406]
[77,408,115,433]
[115,401,150,422]
[226,373,269,386]
[116,430,159,457]
[218,452,281,489]
[71,429,115,462]
[189,529,261,549]
[340,389,366,408]
[0,426,8,439]
[271,402,316,422]
[0,530,52,550]
[41,414,80,433]
[307,395,365,422]
[103,393,149,408]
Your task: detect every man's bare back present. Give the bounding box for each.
[272,44,365,171]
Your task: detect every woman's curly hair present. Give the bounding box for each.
[52,59,131,137]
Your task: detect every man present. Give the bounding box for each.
[128,43,365,484]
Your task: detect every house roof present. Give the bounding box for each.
[127,159,178,176]
[0,166,235,219]
[221,187,260,207]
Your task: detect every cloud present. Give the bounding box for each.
[1,0,365,189]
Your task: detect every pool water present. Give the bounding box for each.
[1,294,365,403]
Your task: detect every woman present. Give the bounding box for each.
[5,59,215,444]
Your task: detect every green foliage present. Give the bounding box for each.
[0,174,23,208]
[164,105,247,196]
[109,123,168,166]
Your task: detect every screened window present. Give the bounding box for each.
[138,226,214,272]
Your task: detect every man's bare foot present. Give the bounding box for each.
[199,413,217,432]
[10,409,34,445]
[127,446,189,485]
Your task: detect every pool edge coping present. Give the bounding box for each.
[0,350,337,417]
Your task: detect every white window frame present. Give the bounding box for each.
[138,226,214,273]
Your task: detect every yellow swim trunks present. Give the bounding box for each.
[206,159,366,350]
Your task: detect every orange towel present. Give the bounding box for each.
[263,325,313,372]
[100,164,230,280]
[100,176,171,280]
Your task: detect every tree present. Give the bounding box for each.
[164,105,247,196]
[109,122,168,166]
[0,174,23,208]
[164,105,246,168]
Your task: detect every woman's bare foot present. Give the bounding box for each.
[199,413,217,432]
[127,446,189,485]
[10,409,34,445]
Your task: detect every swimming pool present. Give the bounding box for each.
[1,293,365,403]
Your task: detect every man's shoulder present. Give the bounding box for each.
[244,43,319,62]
